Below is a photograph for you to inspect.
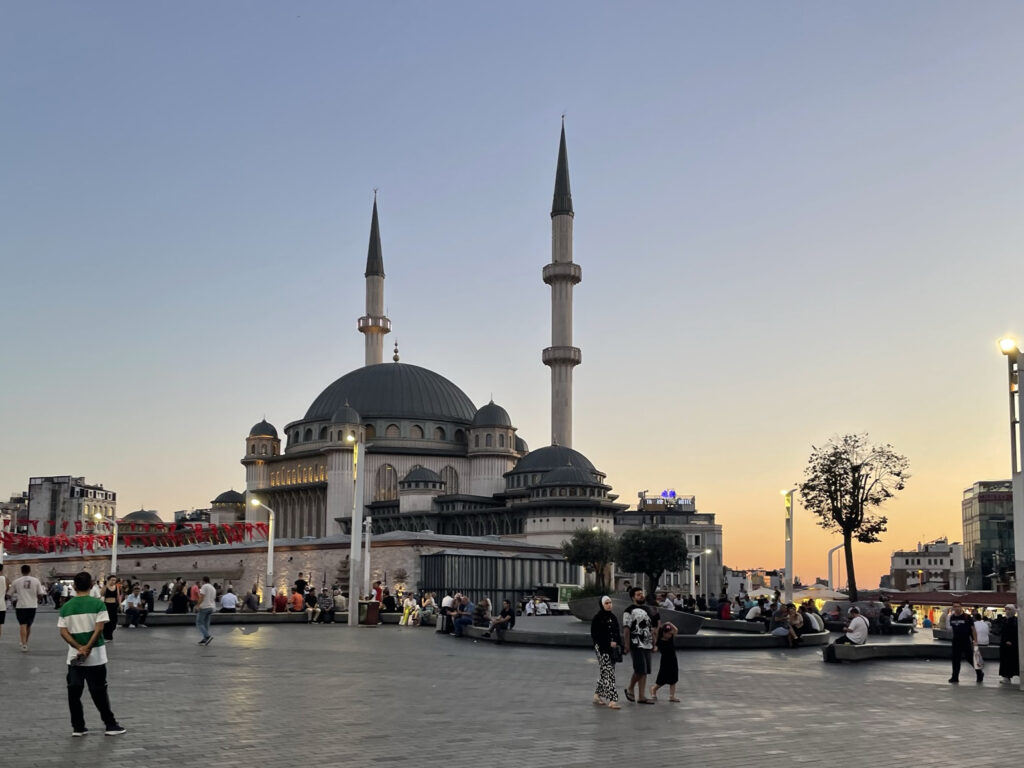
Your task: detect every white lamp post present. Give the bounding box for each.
[998,337,1024,690]
[826,543,844,591]
[702,547,713,605]
[249,498,276,610]
[686,551,700,597]
[94,511,118,576]
[363,516,373,601]
[347,436,367,626]
[781,489,796,603]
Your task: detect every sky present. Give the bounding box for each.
[2,2,1023,588]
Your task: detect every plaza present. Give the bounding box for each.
[2,609,1022,767]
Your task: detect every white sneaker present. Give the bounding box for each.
[1000,677,1013,684]
[20,644,28,652]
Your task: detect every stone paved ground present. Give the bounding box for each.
[2,608,1022,767]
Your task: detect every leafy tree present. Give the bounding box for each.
[798,433,910,601]
[615,527,688,596]
[562,528,617,591]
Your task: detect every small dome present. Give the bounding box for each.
[120,509,162,524]
[331,404,362,424]
[472,401,512,427]
[513,445,596,474]
[401,466,443,484]
[249,419,278,438]
[514,436,529,453]
[212,490,246,505]
[539,465,602,487]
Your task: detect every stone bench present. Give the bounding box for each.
[829,643,1001,663]
[458,625,830,649]
[127,611,348,626]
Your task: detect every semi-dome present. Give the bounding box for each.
[249,419,278,438]
[472,401,512,427]
[540,464,603,487]
[512,444,596,474]
[305,363,476,423]
[331,403,362,424]
[514,436,529,453]
[212,490,246,505]
[120,509,162,524]
[401,466,443,484]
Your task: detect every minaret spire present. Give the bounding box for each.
[358,192,391,366]
[542,120,582,447]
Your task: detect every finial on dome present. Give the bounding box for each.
[393,341,400,362]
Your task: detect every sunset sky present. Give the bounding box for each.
[3,3,1023,587]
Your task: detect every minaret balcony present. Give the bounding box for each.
[542,262,582,285]
[358,316,392,333]
[542,346,582,366]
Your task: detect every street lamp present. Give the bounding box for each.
[94,511,118,576]
[781,489,796,603]
[686,551,700,597]
[997,336,1024,690]
[346,435,368,626]
[249,498,276,610]
[826,544,844,591]
[701,547,713,605]
[363,515,373,602]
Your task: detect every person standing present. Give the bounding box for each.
[0,563,7,643]
[195,576,216,646]
[590,596,621,709]
[622,587,656,705]
[57,571,126,737]
[9,564,46,652]
[999,604,1019,685]
[947,601,980,684]
[101,576,121,642]
[650,622,680,703]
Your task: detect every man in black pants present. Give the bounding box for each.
[948,601,981,683]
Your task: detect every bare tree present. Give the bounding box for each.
[798,433,910,601]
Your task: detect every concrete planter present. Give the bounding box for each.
[569,596,706,635]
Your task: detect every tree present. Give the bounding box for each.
[615,527,688,597]
[798,433,910,601]
[562,528,617,592]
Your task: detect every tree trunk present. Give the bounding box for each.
[843,531,858,601]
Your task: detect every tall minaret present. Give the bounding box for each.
[358,194,391,366]
[542,121,582,447]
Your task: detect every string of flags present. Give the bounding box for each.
[0,518,270,554]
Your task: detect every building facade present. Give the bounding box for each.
[962,480,1015,590]
[889,537,965,590]
[24,476,116,534]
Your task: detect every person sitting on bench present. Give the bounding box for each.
[483,599,516,642]
[832,607,869,645]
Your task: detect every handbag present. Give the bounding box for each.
[973,645,984,671]
[610,645,623,664]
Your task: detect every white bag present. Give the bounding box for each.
[973,645,984,671]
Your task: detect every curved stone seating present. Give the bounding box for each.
[135,611,347,626]
[830,642,1000,663]
[702,618,766,633]
[569,596,706,635]
[461,624,829,649]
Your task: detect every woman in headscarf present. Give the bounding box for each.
[590,596,621,709]
[999,604,1019,684]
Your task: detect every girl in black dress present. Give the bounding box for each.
[650,622,679,702]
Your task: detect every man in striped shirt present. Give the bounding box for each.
[57,572,127,737]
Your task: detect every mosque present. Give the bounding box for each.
[241,124,627,548]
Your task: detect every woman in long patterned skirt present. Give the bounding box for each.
[590,596,622,709]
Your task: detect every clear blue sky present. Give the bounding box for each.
[3,2,1023,584]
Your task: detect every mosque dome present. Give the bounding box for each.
[540,464,603,487]
[305,363,476,424]
[514,436,529,453]
[401,466,443,484]
[120,509,162,524]
[472,401,512,427]
[212,490,246,505]
[512,445,596,474]
[249,419,278,438]
[331,404,362,424]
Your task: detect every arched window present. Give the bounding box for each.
[385,424,401,438]
[319,426,329,440]
[410,425,424,439]
[474,434,480,448]
[485,433,493,448]
[292,431,300,444]
[498,434,505,448]
[365,424,376,439]
[375,464,398,501]
[250,445,256,455]
[260,445,267,456]
[434,426,446,441]
[273,445,279,456]
[303,428,313,441]
[441,466,459,495]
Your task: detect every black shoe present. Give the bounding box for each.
[977,673,984,683]
[948,678,959,684]
[104,724,127,736]
[71,728,88,737]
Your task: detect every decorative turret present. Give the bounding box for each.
[357,194,392,366]
[542,120,582,448]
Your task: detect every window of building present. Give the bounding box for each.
[365,424,376,439]
[319,426,329,440]
[474,435,480,448]
[499,434,505,448]
[411,425,424,439]
[303,428,313,441]
[386,424,400,438]
[434,426,446,441]
[375,464,398,501]
[454,429,466,443]
[441,466,459,495]
[485,433,493,448]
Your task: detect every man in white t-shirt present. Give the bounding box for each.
[832,607,870,645]
[195,576,217,646]
[9,564,47,651]
[219,587,238,612]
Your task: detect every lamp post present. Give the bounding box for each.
[781,489,796,603]
[826,544,844,591]
[997,337,1024,690]
[346,436,368,626]
[701,547,713,605]
[249,498,275,610]
[363,515,373,601]
[686,551,700,597]
[94,511,118,576]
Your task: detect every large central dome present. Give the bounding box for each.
[305,363,477,423]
